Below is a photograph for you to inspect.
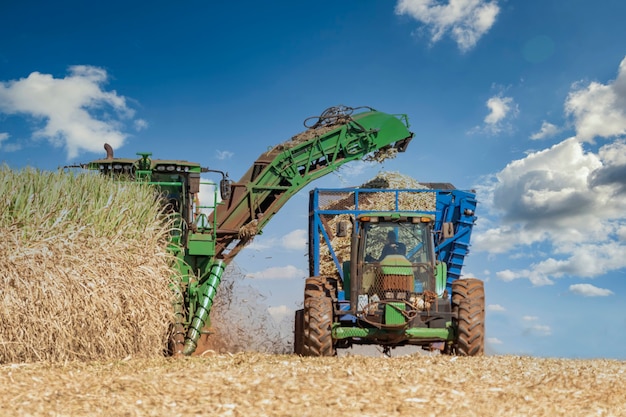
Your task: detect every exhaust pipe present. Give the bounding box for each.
[104,143,114,159]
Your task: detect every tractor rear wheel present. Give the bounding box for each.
[302,277,336,357]
[451,278,485,356]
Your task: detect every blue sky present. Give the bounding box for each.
[2,0,626,359]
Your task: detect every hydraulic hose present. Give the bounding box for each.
[182,260,226,355]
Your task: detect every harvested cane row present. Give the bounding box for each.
[0,167,289,364]
[0,167,177,363]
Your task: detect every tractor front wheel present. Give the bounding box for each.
[302,277,336,357]
[450,278,485,356]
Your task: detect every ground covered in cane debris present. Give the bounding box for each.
[1,352,624,417]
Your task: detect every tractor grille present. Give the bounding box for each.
[357,262,446,328]
[361,262,433,302]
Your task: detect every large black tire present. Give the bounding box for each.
[302,277,336,357]
[293,309,304,355]
[451,278,485,356]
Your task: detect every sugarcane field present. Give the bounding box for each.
[2,166,625,417]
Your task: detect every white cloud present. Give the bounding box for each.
[245,265,305,280]
[485,96,513,124]
[486,95,518,134]
[0,132,21,152]
[487,304,506,312]
[395,0,500,52]
[496,268,554,286]
[475,58,626,275]
[530,121,560,140]
[487,337,503,345]
[565,56,626,142]
[216,150,234,160]
[475,125,626,284]
[522,315,538,321]
[569,283,614,297]
[468,94,518,135]
[0,66,141,160]
[281,229,307,251]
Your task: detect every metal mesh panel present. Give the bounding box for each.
[317,191,355,210]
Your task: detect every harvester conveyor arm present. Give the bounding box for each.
[214,109,413,262]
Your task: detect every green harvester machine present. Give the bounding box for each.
[82,106,414,355]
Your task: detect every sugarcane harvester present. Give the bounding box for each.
[83,106,413,356]
[294,185,483,357]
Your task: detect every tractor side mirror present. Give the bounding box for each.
[220,178,232,201]
[336,221,348,237]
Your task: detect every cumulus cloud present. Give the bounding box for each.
[0,66,145,159]
[569,283,614,297]
[565,56,626,142]
[487,304,506,312]
[492,138,603,227]
[530,121,560,140]
[0,132,21,152]
[395,0,500,52]
[468,94,518,135]
[475,135,626,285]
[485,95,518,133]
[588,139,626,195]
[245,265,305,280]
[281,229,307,251]
[473,57,626,286]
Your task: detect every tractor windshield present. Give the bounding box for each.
[360,220,435,299]
[363,221,433,264]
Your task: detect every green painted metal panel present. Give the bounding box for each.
[187,233,215,256]
[332,325,453,340]
[385,302,406,325]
